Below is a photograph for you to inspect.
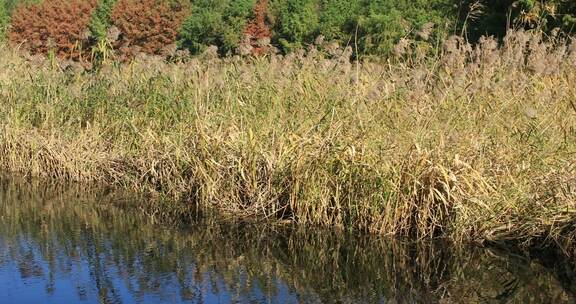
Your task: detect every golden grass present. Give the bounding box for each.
[0,30,575,252]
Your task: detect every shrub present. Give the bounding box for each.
[0,0,36,41]
[179,0,454,56]
[0,4,7,40]
[242,0,272,55]
[462,0,576,41]
[269,0,320,52]
[111,0,189,60]
[8,0,97,60]
[267,0,454,56]
[508,0,576,31]
[317,0,362,43]
[89,0,117,44]
[178,0,255,56]
[356,0,454,56]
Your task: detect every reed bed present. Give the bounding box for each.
[0,30,576,252]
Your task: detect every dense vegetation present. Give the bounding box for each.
[1,30,576,252]
[0,3,7,39]
[466,0,576,39]
[267,0,454,55]
[88,0,117,45]
[111,0,189,60]
[178,0,256,56]
[3,0,576,61]
[1,0,576,258]
[8,0,97,61]
[0,0,31,40]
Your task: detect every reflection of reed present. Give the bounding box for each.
[0,178,575,303]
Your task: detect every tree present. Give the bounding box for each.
[269,0,320,52]
[178,0,255,55]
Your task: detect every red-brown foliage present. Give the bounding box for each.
[243,0,271,55]
[9,0,97,61]
[111,0,189,60]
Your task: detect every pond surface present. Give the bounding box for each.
[0,178,575,303]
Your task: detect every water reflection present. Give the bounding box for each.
[0,178,575,303]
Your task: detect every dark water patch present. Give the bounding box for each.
[0,178,575,303]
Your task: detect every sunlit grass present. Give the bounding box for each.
[0,30,575,252]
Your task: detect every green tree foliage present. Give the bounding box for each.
[269,0,320,51]
[318,0,362,43]
[7,0,576,59]
[176,0,457,56]
[269,0,455,55]
[89,0,117,43]
[356,0,452,55]
[178,0,255,55]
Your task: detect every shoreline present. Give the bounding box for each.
[1,32,576,255]
[3,175,575,302]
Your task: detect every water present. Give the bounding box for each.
[0,179,575,303]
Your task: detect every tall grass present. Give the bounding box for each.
[0,30,576,251]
